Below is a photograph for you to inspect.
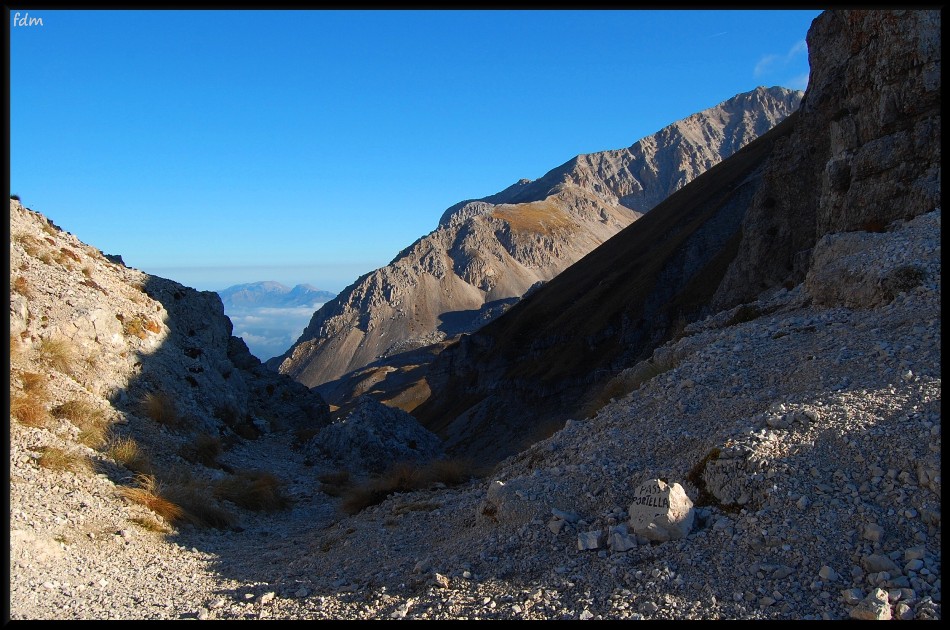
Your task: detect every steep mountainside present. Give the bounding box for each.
[268,87,802,388]
[218,282,335,309]
[414,9,941,467]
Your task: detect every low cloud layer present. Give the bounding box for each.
[223,304,324,362]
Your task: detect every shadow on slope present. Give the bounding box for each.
[414,110,801,467]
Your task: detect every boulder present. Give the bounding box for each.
[627,479,695,542]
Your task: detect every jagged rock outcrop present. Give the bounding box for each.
[269,86,802,388]
[414,9,940,467]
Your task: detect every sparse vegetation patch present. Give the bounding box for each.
[214,470,291,512]
[37,446,93,474]
[38,337,77,375]
[139,390,180,428]
[13,275,33,298]
[339,458,477,515]
[11,393,52,428]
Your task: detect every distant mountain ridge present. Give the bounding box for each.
[218,282,335,309]
[269,86,802,390]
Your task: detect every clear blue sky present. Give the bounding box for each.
[10,9,822,293]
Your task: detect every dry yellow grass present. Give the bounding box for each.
[139,391,179,428]
[53,399,109,448]
[106,435,152,473]
[12,275,32,298]
[214,470,291,512]
[179,433,222,467]
[20,370,48,392]
[164,482,237,529]
[118,474,184,524]
[10,334,22,363]
[52,398,103,424]
[340,458,477,515]
[37,446,93,474]
[490,200,576,235]
[13,232,42,257]
[128,514,173,534]
[11,393,51,428]
[38,337,77,375]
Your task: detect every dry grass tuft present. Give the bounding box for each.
[37,446,93,474]
[118,474,184,524]
[59,247,81,263]
[179,433,223,467]
[38,337,77,375]
[40,221,58,237]
[13,232,42,257]
[317,470,352,497]
[53,399,109,448]
[13,275,32,298]
[583,356,679,418]
[106,435,152,473]
[339,458,477,515]
[129,514,173,534]
[52,398,103,424]
[214,470,292,512]
[292,426,320,450]
[10,334,23,363]
[163,481,237,529]
[11,393,52,428]
[139,391,180,428]
[19,371,50,398]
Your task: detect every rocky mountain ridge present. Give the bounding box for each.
[414,9,941,467]
[268,86,802,390]
[7,9,940,622]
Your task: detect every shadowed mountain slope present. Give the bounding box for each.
[268,87,802,388]
[414,9,940,467]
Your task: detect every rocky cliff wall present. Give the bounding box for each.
[711,9,940,309]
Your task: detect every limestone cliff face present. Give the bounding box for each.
[414,9,941,467]
[711,9,941,309]
[270,87,802,388]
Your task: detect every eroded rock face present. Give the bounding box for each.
[270,87,802,389]
[713,9,941,310]
[414,10,940,471]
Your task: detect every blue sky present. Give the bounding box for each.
[10,9,821,293]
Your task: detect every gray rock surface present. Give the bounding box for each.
[627,479,695,542]
[7,203,942,621]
